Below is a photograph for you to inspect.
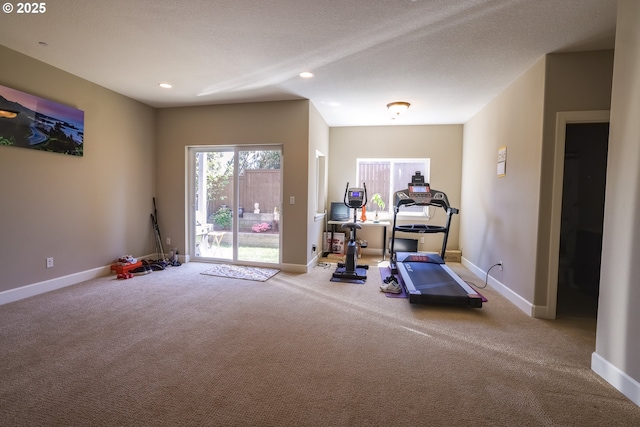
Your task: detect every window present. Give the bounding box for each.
[357,158,430,216]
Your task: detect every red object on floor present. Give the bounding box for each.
[117,272,134,280]
[111,261,142,275]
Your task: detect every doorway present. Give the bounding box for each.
[188,146,282,265]
[557,122,609,318]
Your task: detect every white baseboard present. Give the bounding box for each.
[530,302,555,319]
[461,256,535,317]
[592,351,640,406]
[0,254,165,306]
[0,265,111,306]
[306,254,319,273]
[0,254,309,305]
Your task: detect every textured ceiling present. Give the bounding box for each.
[0,0,617,126]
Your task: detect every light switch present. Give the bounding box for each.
[289,196,295,204]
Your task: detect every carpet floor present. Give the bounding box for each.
[1,260,639,426]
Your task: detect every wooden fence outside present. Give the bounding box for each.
[208,169,281,219]
[358,162,391,209]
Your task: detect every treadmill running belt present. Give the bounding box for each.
[404,262,468,298]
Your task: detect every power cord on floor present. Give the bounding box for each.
[479,263,502,289]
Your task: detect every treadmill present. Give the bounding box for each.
[387,172,483,308]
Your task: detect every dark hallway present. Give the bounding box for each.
[557,122,609,319]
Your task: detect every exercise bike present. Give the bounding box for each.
[332,183,369,281]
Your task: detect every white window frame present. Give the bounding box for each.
[356,158,431,219]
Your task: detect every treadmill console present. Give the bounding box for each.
[395,187,446,207]
[408,184,432,204]
[393,171,451,209]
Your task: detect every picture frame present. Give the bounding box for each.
[497,146,507,177]
[0,84,84,156]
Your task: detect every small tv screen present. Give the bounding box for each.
[330,202,350,221]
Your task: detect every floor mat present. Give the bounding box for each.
[379,266,407,298]
[330,266,368,284]
[201,264,279,282]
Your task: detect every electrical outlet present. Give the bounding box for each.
[499,261,503,271]
[312,244,317,252]
[46,257,54,268]
[166,237,171,245]
[420,237,425,244]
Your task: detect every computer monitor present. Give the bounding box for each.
[388,237,418,254]
[329,202,350,221]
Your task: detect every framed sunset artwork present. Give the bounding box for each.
[0,84,84,156]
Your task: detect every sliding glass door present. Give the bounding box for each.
[189,146,282,265]
[193,149,235,261]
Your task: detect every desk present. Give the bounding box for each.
[328,220,391,260]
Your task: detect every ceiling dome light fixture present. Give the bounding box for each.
[387,101,410,115]
[158,82,173,89]
[299,71,314,78]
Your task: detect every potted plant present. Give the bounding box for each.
[371,193,386,222]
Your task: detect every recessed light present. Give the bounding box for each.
[299,71,314,79]
[158,83,173,89]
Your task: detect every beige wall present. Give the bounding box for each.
[0,45,156,293]
[328,125,463,253]
[461,58,546,303]
[461,50,613,313]
[594,0,640,401]
[155,100,311,269]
